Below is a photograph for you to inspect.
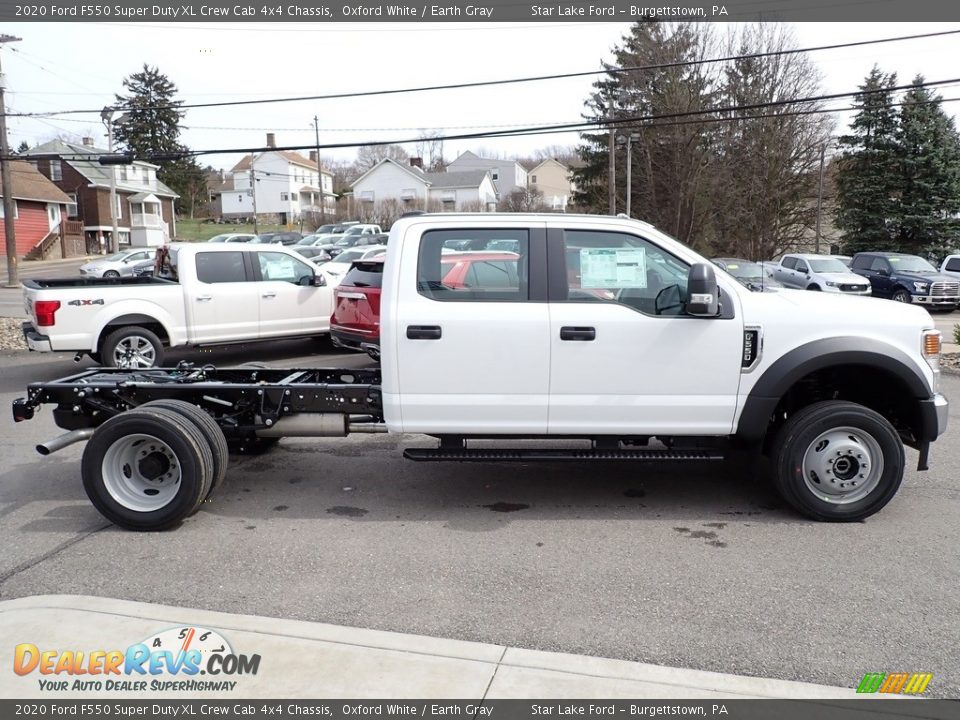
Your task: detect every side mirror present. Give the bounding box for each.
[878,268,890,277]
[311,273,326,287]
[686,263,719,317]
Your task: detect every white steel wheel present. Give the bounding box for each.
[82,407,213,531]
[800,427,884,505]
[101,433,181,512]
[771,400,905,522]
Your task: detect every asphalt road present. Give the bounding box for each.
[0,344,958,697]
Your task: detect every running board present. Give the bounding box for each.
[403,448,724,462]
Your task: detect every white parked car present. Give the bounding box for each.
[206,233,257,243]
[939,254,960,280]
[315,245,387,287]
[773,253,872,295]
[79,248,158,279]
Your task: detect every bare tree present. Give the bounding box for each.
[500,187,548,212]
[355,143,410,173]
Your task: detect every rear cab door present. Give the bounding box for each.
[182,248,260,344]
[383,220,550,434]
[545,220,744,435]
[776,255,799,287]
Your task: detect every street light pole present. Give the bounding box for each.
[313,115,325,224]
[815,142,826,254]
[1,34,22,288]
[101,107,120,254]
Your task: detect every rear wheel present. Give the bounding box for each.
[81,407,214,531]
[102,270,120,279]
[140,400,229,501]
[891,289,912,303]
[102,326,164,369]
[771,400,904,522]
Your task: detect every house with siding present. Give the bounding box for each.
[350,158,497,211]
[0,161,75,259]
[219,133,335,224]
[527,158,574,211]
[24,138,178,252]
[446,151,528,198]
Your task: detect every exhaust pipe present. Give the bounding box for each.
[37,428,95,456]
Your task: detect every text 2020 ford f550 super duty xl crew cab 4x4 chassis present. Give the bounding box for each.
[13,214,948,530]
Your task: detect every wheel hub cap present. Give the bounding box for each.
[801,427,884,504]
[102,434,180,512]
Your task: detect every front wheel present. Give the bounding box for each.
[891,289,912,303]
[807,284,821,291]
[102,270,120,279]
[770,401,905,522]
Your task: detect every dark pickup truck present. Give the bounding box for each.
[850,252,960,310]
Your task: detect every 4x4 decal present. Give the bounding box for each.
[67,299,105,307]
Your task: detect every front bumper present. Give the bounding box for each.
[914,296,960,306]
[21,322,52,352]
[919,393,950,441]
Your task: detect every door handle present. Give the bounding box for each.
[262,292,277,298]
[560,326,596,341]
[407,325,442,340]
[196,295,212,302]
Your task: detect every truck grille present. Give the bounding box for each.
[839,284,868,292]
[931,282,960,297]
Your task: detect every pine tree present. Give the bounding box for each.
[15,140,29,155]
[895,76,960,258]
[113,64,199,207]
[834,67,901,253]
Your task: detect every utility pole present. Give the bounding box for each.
[607,129,616,216]
[1,34,22,288]
[815,142,827,254]
[249,163,259,235]
[313,115,325,223]
[101,107,120,254]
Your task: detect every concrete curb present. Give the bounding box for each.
[0,595,863,700]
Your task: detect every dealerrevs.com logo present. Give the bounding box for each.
[14,626,261,692]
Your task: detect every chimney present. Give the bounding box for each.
[309,150,317,163]
[266,133,276,148]
[409,157,423,169]
[82,137,94,147]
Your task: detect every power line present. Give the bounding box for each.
[8,27,960,119]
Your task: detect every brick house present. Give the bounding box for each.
[0,161,76,259]
[23,138,178,252]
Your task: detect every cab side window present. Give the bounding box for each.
[560,230,689,317]
[781,257,797,270]
[196,251,247,284]
[418,229,528,301]
[257,251,314,284]
[869,257,889,272]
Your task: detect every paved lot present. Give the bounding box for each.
[0,344,958,698]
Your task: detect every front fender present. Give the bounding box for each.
[735,337,932,442]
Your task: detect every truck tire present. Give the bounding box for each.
[81,407,214,531]
[102,326,164,369]
[771,400,904,522]
[891,289,912,303]
[140,399,229,500]
[807,284,821,291]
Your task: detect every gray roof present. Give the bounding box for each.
[422,170,490,189]
[25,140,179,198]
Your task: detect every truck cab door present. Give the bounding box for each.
[254,250,332,338]
[184,250,260,344]
[546,228,743,435]
[775,257,796,287]
[387,225,550,434]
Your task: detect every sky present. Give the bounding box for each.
[3,21,959,173]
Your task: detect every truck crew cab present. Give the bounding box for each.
[13,214,949,530]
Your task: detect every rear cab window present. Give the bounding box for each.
[195,251,247,283]
[417,229,529,301]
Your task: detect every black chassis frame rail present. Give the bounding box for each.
[12,364,384,435]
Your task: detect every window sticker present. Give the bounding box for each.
[579,248,647,289]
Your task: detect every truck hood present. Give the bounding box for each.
[819,272,869,285]
[890,270,957,284]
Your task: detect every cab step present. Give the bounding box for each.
[402,448,724,462]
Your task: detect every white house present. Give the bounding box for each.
[528,158,575,211]
[351,158,497,211]
[220,133,335,223]
[446,151,528,198]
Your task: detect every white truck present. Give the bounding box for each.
[21,243,332,368]
[773,253,872,295]
[13,214,948,530]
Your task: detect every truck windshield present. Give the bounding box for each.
[808,259,849,273]
[889,256,937,273]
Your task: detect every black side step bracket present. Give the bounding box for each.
[403,448,724,462]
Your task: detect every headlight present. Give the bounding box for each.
[913,282,930,292]
[825,281,838,287]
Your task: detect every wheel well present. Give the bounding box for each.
[98,316,170,349]
[763,364,922,452]
[807,284,821,290]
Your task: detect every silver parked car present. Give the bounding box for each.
[79,248,158,278]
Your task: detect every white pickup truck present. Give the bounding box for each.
[21,243,332,368]
[14,213,948,530]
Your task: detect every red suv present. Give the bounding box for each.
[330,251,520,360]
